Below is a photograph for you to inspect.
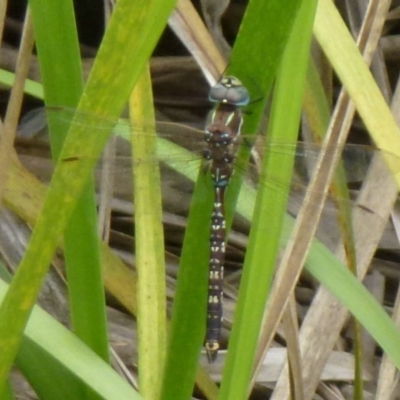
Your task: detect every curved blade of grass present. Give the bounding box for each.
[0,279,141,400]
[306,239,400,369]
[30,0,109,370]
[129,66,167,399]
[219,2,317,399]
[0,0,176,392]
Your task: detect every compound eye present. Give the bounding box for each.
[209,76,250,106]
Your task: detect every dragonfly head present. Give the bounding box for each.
[209,76,250,107]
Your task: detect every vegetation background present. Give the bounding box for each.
[1,0,400,399]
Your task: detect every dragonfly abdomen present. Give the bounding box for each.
[205,187,227,362]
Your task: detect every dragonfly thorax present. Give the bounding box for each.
[204,129,233,146]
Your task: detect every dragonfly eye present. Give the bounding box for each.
[209,76,250,106]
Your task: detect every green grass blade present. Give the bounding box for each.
[219,2,317,398]
[30,0,109,368]
[130,67,167,399]
[0,70,43,98]
[305,238,400,369]
[17,338,98,400]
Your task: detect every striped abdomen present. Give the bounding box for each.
[205,185,228,362]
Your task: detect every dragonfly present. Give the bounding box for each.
[201,76,250,362]
[16,76,393,363]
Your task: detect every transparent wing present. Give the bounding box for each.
[16,106,397,224]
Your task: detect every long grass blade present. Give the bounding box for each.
[29,0,111,375]
[219,2,317,398]
[130,66,167,399]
